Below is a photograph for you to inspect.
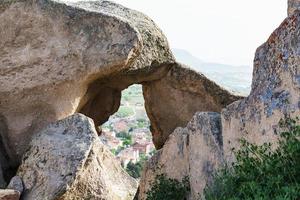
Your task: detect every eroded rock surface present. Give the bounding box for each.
[17,114,137,200]
[138,112,223,200]
[0,0,238,170]
[222,11,300,159]
[143,64,240,149]
[0,0,173,166]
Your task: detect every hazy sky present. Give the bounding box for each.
[68,0,287,67]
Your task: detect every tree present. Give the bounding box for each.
[146,175,190,200]
[126,161,143,178]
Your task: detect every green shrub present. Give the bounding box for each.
[146,175,190,200]
[126,161,143,178]
[204,117,300,200]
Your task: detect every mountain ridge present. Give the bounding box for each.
[172,48,252,95]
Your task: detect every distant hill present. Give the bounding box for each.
[172,48,252,96]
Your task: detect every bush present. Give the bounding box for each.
[126,161,143,178]
[204,117,300,200]
[123,135,133,146]
[146,175,190,200]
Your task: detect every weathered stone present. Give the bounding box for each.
[0,189,20,200]
[138,112,223,200]
[0,0,174,167]
[288,0,300,16]
[0,0,239,169]
[7,177,23,194]
[17,114,137,200]
[143,64,240,149]
[222,11,300,160]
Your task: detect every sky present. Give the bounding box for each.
[68,0,287,67]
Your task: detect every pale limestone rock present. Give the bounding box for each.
[0,0,238,180]
[288,0,300,15]
[0,189,20,200]
[0,0,173,166]
[138,112,223,200]
[222,11,300,160]
[17,114,137,200]
[143,63,240,149]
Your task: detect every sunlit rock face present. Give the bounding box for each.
[0,0,238,172]
[222,10,300,160]
[143,63,240,149]
[288,0,300,16]
[17,114,138,200]
[138,112,224,200]
[0,0,173,167]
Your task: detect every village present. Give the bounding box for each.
[100,85,155,178]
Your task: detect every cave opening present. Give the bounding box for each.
[99,84,155,179]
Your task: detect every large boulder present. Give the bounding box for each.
[143,64,240,149]
[138,112,223,200]
[222,10,300,159]
[0,0,239,170]
[16,114,137,200]
[0,0,173,166]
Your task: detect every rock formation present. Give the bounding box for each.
[138,112,223,200]
[0,0,171,167]
[138,1,300,199]
[288,0,300,15]
[16,114,137,200]
[222,9,300,159]
[143,64,239,149]
[2,0,286,199]
[0,0,238,174]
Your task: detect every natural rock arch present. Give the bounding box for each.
[0,0,239,173]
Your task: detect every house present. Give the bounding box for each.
[132,141,155,156]
[132,131,147,143]
[100,134,123,150]
[101,129,116,138]
[117,148,140,167]
[114,120,129,133]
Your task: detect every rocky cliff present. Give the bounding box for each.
[222,6,300,160]
[0,0,237,175]
[138,1,300,199]
[138,112,223,200]
[0,0,296,199]
[17,114,137,200]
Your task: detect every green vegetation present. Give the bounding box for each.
[116,132,133,146]
[126,153,149,178]
[126,161,144,178]
[137,118,148,128]
[123,136,133,146]
[121,84,144,105]
[204,117,300,200]
[116,106,134,118]
[146,175,190,200]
